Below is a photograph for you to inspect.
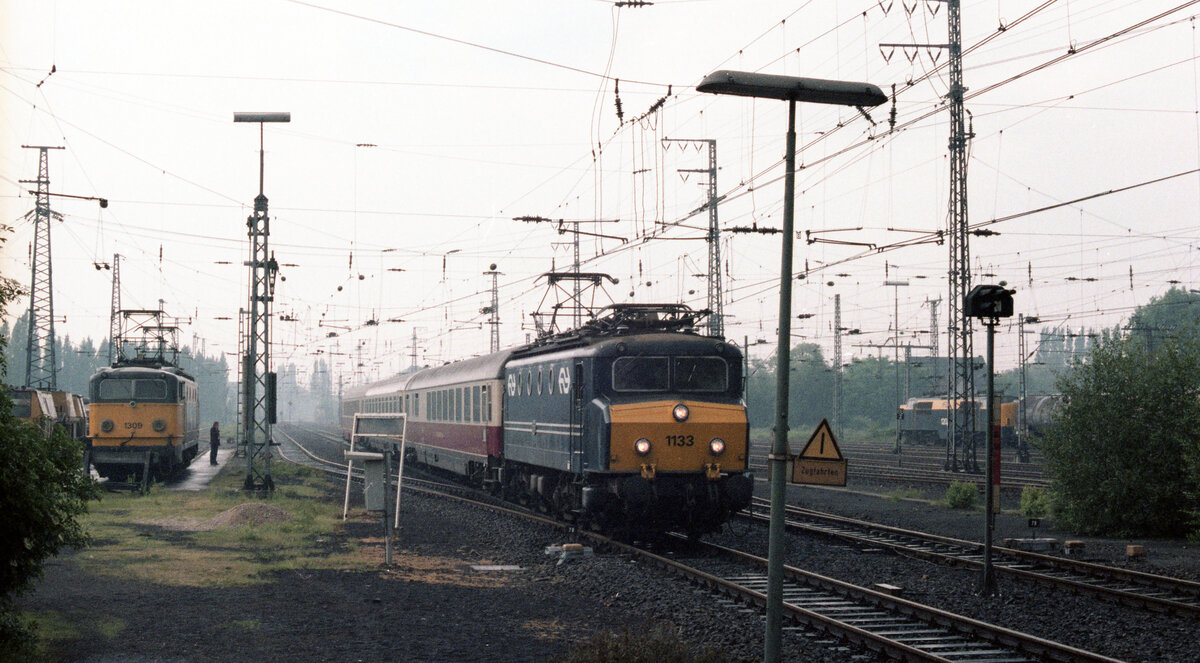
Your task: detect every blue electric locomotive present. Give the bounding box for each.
[343,304,754,537]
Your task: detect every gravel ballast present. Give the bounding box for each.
[19,426,1200,662]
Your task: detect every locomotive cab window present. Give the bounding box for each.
[10,393,32,418]
[674,357,727,392]
[612,356,669,392]
[96,378,169,402]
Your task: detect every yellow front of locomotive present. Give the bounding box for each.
[608,400,748,478]
[89,400,184,451]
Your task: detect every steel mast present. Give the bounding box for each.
[20,145,64,390]
[945,0,978,472]
[234,112,289,492]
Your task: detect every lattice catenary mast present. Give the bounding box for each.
[663,138,722,337]
[944,0,978,472]
[20,145,64,390]
[108,254,122,365]
[883,0,976,472]
[482,265,502,353]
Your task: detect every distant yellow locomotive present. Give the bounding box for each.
[88,365,200,481]
[6,386,59,437]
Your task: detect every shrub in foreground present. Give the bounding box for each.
[944,481,978,509]
[1019,486,1050,519]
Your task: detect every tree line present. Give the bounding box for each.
[1,312,340,428]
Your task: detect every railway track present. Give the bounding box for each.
[748,457,1049,490]
[748,439,1050,490]
[744,497,1200,618]
[658,540,1121,663]
[272,423,1128,663]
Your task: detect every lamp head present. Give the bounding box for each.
[233,112,291,123]
[697,70,887,107]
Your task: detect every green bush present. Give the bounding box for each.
[565,622,725,663]
[943,481,978,509]
[0,611,36,663]
[1042,324,1200,537]
[1019,486,1050,518]
[0,273,100,656]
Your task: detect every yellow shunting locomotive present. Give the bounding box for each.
[88,365,199,481]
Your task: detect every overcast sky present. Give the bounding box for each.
[4,0,1199,386]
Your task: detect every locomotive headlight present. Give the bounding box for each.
[152,418,167,433]
[634,438,652,456]
[672,404,690,422]
[709,438,726,456]
[100,419,114,433]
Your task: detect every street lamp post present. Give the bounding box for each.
[698,70,885,663]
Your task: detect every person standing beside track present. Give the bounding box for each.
[209,422,220,465]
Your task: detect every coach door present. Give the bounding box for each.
[570,361,584,472]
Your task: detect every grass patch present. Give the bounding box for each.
[76,459,364,587]
[25,611,79,643]
[565,622,725,663]
[230,619,260,632]
[22,611,125,656]
[883,487,924,501]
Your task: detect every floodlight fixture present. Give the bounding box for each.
[697,70,887,106]
[233,112,291,123]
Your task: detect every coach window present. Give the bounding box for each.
[482,385,490,421]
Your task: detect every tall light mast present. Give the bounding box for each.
[233,111,290,492]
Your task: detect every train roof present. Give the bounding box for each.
[344,304,731,398]
[343,372,416,400]
[507,331,738,365]
[90,364,195,382]
[346,350,516,399]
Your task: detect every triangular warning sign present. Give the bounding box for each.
[797,419,843,460]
